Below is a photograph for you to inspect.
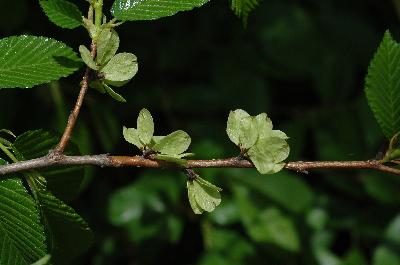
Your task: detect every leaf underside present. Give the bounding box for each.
[111,0,210,21]
[0,35,81,89]
[365,30,400,139]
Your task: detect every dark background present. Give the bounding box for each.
[1,0,400,264]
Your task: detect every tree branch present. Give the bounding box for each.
[1,154,399,176]
[54,42,96,154]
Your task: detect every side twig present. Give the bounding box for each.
[54,42,96,154]
[0,155,399,176]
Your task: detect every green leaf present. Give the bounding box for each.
[0,35,81,89]
[230,0,262,25]
[233,186,299,251]
[123,126,144,149]
[365,30,400,139]
[192,177,222,212]
[111,0,210,21]
[13,130,85,201]
[0,159,47,265]
[187,181,204,214]
[89,80,106,93]
[254,112,273,136]
[26,174,93,264]
[79,45,97,70]
[154,154,188,166]
[226,109,250,146]
[385,214,400,247]
[238,116,258,149]
[108,176,183,242]
[373,246,400,265]
[234,171,314,213]
[96,29,120,66]
[31,255,51,265]
[103,83,127,102]
[153,130,191,155]
[248,136,289,174]
[137,108,154,145]
[39,0,82,29]
[101,53,138,83]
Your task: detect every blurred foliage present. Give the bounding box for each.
[1,0,400,264]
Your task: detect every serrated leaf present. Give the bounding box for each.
[13,130,85,201]
[187,181,204,214]
[0,159,47,265]
[192,178,221,212]
[226,109,250,146]
[104,83,126,102]
[123,126,144,149]
[248,137,289,174]
[137,108,154,145]
[79,45,97,70]
[154,154,188,166]
[39,0,82,29]
[230,0,262,25]
[111,0,210,21]
[365,30,400,139]
[96,29,119,66]
[153,130,191,155]
[0,35,81,89]
[101,52,138,83]
[26,174,93,264]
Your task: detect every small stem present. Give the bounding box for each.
[54,43,97,154]
[0,142,18,163]
[1,155,400,177]
[94,0,103,30]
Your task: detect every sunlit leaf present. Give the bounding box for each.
[0,35,81,88]
[39,0,82,29]
[101,52,138,83]
[79,45,97,70]
[123,126,143,149]
[192,177,222,212]
[137,108,154,145]
[96,29,119,66]
[153,130,191,155]
[111,0,210,21]
[187,181,204,214]
[226,109,250,146]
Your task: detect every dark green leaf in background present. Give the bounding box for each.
[39,0,82,29]
[26,175,93,264]
[0,36,81,89]
[13,130,85,201]
[111,0,210,21]
[230,0,262,24]
[0,159,47,265]
[365,30,400,139]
